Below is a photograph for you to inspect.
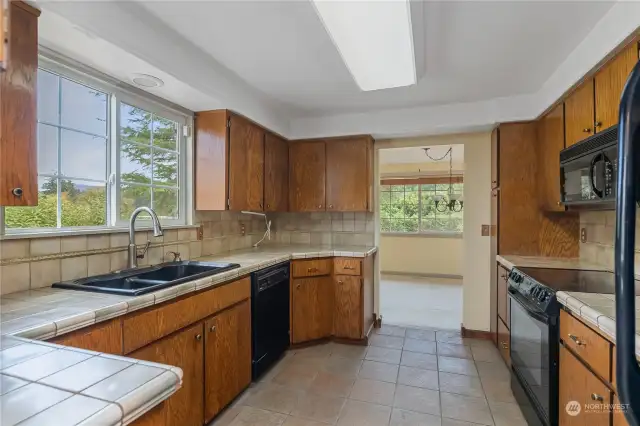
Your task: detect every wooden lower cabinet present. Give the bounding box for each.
[204,300,252,423]
[559,345,612,426]
[130,322,204,426]
[497,264,509,327]
[292,276,333,343]
[333,275,362,339]
[497,319,510,366]
[50,318,123,355]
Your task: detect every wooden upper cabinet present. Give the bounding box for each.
[537,103,566,212]
[564,79,595,148]
[0,1,6,71]
[289,141,326,211]
[595,42,639,132]
[264,132,289,212]
[326,137,372,212]
[0,2,39,206]
[130,322,205,426]
[204,300,252,423]
[228,114,265,211]
[194,110,229,210]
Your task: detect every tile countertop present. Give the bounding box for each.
[496,254,608,271]
[0,244,376,426]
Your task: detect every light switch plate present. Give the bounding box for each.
[580,227,587,243]
[481,224,490,236]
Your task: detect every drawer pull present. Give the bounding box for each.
[344,266,355,270]
[568,334,585,346]
[209,326,216,333]
[338,281,343,285]
[591,393,604,402]
[308,267,318,273]
[195,334,202,341]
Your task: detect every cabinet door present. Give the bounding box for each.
[289,141,326,211]
[292,277,333,343]
[204,300,252,423]
[229,114,264,211]
[538,104,566,212]
[0,2,38,206]
[264,132,289,212]
[595,42,639,132]
[130,322,204,426]
[194,110,229,211]
[326,137,371,211]
[333,275,362,339]
[497,318,510,367]
[50,318,123,355]
[559,345,611,426]
[564,79,595,147]
[497,265,509,327]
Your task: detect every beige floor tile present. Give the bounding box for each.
[476,360,510,382]
[480,377,516,404]
[370,334,405,350]
[390,408,442,426]
[464,338,497,348]
[331,344,368,359]
[282,416,331,426]
[397,366,439,390]
[437,357,478,376]
[440,392,493,426]
[376,325,407,337]
[349,378,396,406]
[438,372,484,398]
[209,405,243,426]
[393,384,441,416]
[365,346,402,364]
[489,401,527,426]
[358,360,399,383]
[258,354,294,383]
[437,343,473,359]
[290,393,345,424]
[337,400,392,426]
[436,331,465,345]
[272,366,317,390]
[294,343,333,358]
[289,354,327,370]
[308,371,354,398]
[401,351,438,370]
[470,345,503,363]
[227,406,288,426]
[441,419,483,426]
[403,338,437,354]
[244,383,302,415]
[405,329,436,341]
[323,355,363,377]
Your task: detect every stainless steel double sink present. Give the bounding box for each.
[52,261,241,296]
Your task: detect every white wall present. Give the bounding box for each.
[380,235,463,277]
[376,132,492,332]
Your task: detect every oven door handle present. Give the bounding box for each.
[508,292,550,325]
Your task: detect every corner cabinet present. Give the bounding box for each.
[0,2,39,206]
[289,140,327,212]
[264,132,289,211]
[292,276,334,343]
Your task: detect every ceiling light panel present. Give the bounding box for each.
[312,0,416,92]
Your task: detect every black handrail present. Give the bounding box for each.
[615,58,640,426]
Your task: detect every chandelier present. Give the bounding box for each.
[423,147,464,213]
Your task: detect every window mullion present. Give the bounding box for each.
[418,185,422,233]
[56,77,62,229]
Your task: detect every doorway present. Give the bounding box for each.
[377,144,464,330]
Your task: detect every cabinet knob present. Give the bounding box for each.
[296,284,301,289]
[11,188,23,197]
[591,393,604,402]
[338,281,343,285]
[501,342,508,349]
[557,201,561,205]
[267,204,271,208]
[195,334,202,341]
[329,204,333,209]
[582,127,592,133]
[595,121,602,129]
[568,334,585,346]
[318,205,322,209]
[308,267,318,272]
[209,325,216,332]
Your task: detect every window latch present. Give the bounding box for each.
[108,173,116,185]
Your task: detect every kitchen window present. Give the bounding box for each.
[2,58,191,235]
[380,179,463,234]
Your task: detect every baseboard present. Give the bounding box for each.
[460,325,494,340]
[381,271,463,280]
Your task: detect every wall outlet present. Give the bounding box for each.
[580,227,587,243]
[481,224,490,236]
[197,225,204,241]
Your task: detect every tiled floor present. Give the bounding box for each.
[380,274,463,330]
[209,325,526,426]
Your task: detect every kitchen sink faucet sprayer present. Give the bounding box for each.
[241,211,271,247]
[128,207,164,268]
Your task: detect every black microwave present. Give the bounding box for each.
[560,125,617,207]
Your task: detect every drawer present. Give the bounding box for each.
[291,259,332,278]
[123,277,250,353]
[334,258,362,276]
[560,309,611,381]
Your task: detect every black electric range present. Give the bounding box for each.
[506,267,639,426]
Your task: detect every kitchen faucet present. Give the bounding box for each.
[128,207,163,268]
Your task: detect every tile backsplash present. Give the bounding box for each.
[270,212,375,247]
[579,210,640,269]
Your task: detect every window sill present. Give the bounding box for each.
[381,232,463,239]
[0,224,199,240]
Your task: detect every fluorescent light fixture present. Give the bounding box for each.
[312,0,416,91]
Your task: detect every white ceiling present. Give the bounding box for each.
[380,145,464,165]
[36,0,638,138]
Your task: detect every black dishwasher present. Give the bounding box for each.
[251,262,290,380]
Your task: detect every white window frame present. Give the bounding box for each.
[0,55,192,237]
